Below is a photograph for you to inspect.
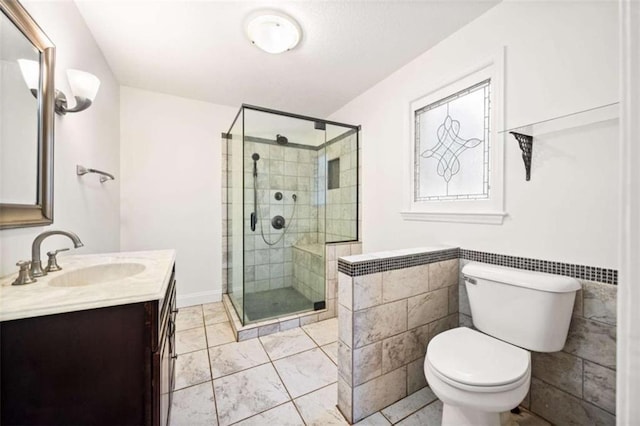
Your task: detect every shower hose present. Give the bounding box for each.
[254,173,297,246]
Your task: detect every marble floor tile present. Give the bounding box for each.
[395,400,443,426]
[500,408,552,426]
[259,327,317,360]
[174,349,212,390]
[274,347,337,398]
[322,342,339,364]
[303,317,339,346]
[354,412,392,425]
[213,363,290,426]
[293,383,349,426]
[175,305,203,331]
[176,326,207,355]
[234,402,304,426]
[381,387,437,424]
[206,322,236,347]
[208,339,270,379]
[170,382,217,426]
[204,302,230,325]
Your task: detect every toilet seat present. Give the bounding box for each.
[426,327,530,392]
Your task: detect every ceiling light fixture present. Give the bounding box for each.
[246,11,301,54]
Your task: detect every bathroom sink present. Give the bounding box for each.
[48,263,146,287]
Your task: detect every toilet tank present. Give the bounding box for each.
[462,262,581,352]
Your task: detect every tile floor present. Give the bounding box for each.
[171,303,550,426]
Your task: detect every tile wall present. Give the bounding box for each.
[292,244,325,303]
[336,248,459,423]
[323,131,359,242]
[459,255,617,425]
[241,139,320,295]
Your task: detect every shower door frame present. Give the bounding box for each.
[226,104,360,326]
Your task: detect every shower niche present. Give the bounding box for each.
[224,105,359,326]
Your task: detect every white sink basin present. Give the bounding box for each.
[48,263,146,287]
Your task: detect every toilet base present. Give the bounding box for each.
[442,403,500,426]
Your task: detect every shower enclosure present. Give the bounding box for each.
[225,105,359,325]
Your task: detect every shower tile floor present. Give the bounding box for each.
[244,287,313,322]
[171,302,550,426]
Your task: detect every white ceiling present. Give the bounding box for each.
[75,0,499,117]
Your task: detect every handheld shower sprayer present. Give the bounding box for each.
[252,153,260,177]
[251,153,260,231]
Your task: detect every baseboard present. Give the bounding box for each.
[177,289,222,308]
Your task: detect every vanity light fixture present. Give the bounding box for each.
[246,11,301,54]
[18,59,100,115]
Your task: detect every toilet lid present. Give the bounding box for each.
[427,327,530,387]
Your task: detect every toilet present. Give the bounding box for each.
[424,262,581,426]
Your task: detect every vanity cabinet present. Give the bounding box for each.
[0,267,177,426]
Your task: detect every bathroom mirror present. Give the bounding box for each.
[0,0,55,229]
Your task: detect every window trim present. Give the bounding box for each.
[402,49,506,225]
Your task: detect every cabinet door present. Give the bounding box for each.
[159,327,170,426]
[157,279,177,426]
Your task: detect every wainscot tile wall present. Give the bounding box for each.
[337,247,617,425]
[337,247,459,423]
[458,254,617,425]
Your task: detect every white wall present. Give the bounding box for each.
[119,87,237,306]
[330,0,620,269]
[0,1,120,276]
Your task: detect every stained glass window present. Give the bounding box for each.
[414,79,491,201]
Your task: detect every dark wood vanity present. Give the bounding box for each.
[0,267,177,426]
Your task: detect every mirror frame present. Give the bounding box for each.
[0,0,55,229]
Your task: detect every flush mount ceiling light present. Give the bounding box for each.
[246,11,301,54]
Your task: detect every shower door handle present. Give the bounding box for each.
[250,212,257,232]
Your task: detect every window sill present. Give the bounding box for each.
[400,210,507,225]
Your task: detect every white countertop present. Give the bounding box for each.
[339,245,457,263]
[0,250,176,322]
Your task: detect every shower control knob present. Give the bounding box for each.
[274,192,283,201]
[272,215,285,230]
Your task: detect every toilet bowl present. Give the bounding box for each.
[424,327,530,426]
[421,262,580,426]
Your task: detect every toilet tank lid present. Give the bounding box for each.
[462,262,581,293]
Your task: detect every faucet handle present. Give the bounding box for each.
[47,248,69,257]
[12,261,37,286]
[45,248,69,273]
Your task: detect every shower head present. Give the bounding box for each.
[252,153,260,161]
[276,134,288,145]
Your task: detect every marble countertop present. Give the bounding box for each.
[0,250,176,322]
[339,245,457,264]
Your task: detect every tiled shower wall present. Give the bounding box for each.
[241,139,320,295]
[458,253,617,425]
[324,131,358,242]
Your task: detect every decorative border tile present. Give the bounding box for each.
[337,248,459,277]
[460,249,617,285]
[338,248,617,285]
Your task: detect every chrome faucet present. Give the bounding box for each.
[30,230,83,277]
